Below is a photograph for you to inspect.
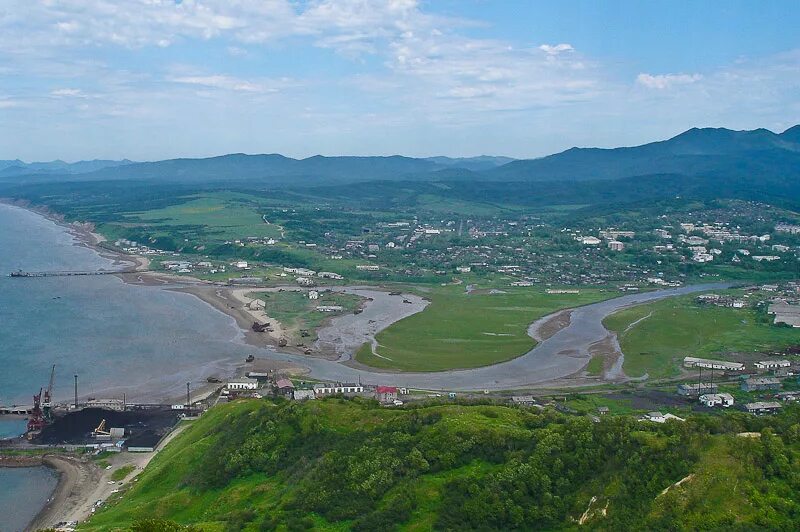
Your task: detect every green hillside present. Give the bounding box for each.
[84,398,800,531]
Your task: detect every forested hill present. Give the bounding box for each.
[84,398,800,531]
[3,125,798,187]
[487,125,800,181]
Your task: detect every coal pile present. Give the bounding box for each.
[37,407,179,444]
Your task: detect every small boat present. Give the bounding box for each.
[245,354,255,363]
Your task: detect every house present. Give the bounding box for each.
[741,377,782,392]
[677,383,718,396]
[234,261,249,269]
[580,236,601,246]
[248,299,265,311]
[642,412,685,423]
[313,383,364,396]
[293,389,316,401]
[308,290,319,300]
[375,386,399,403]
[744,401,782,415]
[275,378,295,397]
[510,395,536,406]
[643,412,665,423]
[356,264,380,271]
[456,266,472,273]
[755,360,791,370]
[608,240,624,251]
[317,271,344,280]
[227,378,258,391]
[597,406,610,415]
[699,393,734,408]
[296,276,315,286]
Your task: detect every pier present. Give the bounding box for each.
[9,270,143,278]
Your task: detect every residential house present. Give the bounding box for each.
[699,393,734,408]
[677,383,718,396]
[741,377,782,392]
[744,402,782,415]
[227,378,258,391]
[375,386,399,403]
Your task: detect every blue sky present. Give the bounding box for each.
[1,0,799,161]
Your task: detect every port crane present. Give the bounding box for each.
[26,389,45,433]
[42,364,55,421]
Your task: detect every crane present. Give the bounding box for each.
[42,364,55,421]
[26,388,45,434]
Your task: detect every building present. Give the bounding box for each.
[275,378,295,397]
[597,406,610,415]
[699,393,734,408]
[642,412,685,423]
[293,389,316,401]
[741,377,782,392]
[227,378,258,391]
[313,383,364,396]
[375,386,399,403]
[317,271,344,280]
[510,395,536,406]
[456,266,472,273]
[677,383,718,396]
[316,305,344,312]
[767,302,800,327]
[86,398,126,411]
[608,240,624,251]
[356,264,380,271]
[580,236,601,245]
[308,290,319,300]
[248,299,265,311]
[234,261,249,269]
[755,360,791,370]
[744,402,782,415]
[683,357,744,371]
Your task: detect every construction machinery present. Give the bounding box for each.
[92,419,111,440]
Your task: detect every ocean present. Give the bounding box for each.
[0,203,255,528]
[0,203,251,408]
[0,467,58,531]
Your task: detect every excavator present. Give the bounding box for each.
[92,419,111,439]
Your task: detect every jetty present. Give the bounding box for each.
[9,269,143,278]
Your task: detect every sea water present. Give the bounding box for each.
[0,467,58,531]
[0,203,258,527]
[0,203,251,406]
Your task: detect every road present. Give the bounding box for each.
[253,282,730,390]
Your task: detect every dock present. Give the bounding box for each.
[9,270,142,278]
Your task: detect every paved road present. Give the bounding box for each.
[255,283,731,391]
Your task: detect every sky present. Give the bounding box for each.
[1,0,799,162]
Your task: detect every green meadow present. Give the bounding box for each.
[128,193,283,241]
[604,294,799,379]
[356,285,611,371]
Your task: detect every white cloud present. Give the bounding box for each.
[168,75,279,93]
[636,73,703,89]
[539,43,574,55]
[51,88,85,97]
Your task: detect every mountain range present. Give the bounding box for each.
[2,125,799,187]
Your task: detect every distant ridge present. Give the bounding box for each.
[1,125,797,186]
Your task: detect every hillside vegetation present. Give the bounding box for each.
[84,398,800,531]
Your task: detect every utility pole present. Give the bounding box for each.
[74,374,78,409]
[186,382,191,412]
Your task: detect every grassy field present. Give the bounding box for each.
[356,285,612,371]
[128,193,283,242]
[248,290,362,342]
[604,294,799,379]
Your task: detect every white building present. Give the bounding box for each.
[308,290,319,300]
[317,271,344,280]
[313,383,364,396]
[683,357,745,371]
[608,240,624,251]
[699,393,734,408]
[755,360,792,370]
[234,261,249,269]
[579,236,601,245]
[456,266,472,273]
[356,264,380,271]
[227,378,258,390]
